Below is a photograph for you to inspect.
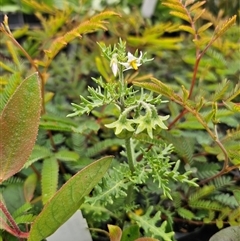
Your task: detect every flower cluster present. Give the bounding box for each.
[106,101,169,139]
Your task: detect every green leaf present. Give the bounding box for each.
[0,73,41,183]
[121,225,140,241]
[23,173,38,202]
[41,157,59,205]
[54,150,79,162]
[28,156,113,241]
[233,190,240,205]
[129,207,174,241]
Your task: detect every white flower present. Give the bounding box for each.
[120,51,143,71]
[110,53,119,76]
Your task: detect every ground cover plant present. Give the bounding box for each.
[0,0,239,240]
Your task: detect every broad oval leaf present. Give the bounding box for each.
[108,225,122,241]
[0,73,41,183]
[27,156,113,241]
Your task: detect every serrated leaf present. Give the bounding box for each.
[179,25,195,34]
[28,156,112,241]
[41,157,59,205]
[0,73,41,183]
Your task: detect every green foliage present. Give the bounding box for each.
[0,0,239,240]
[129,207,174,240]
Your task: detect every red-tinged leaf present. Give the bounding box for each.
[108,225,122,241]
[0,73,41,183]
[135,238,160,241]
[28,156,113,241]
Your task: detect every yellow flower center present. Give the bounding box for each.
[130,60,138,70]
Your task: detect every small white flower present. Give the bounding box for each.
[110,53,119,76]
[120,51,143,71]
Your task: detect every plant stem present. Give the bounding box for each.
[125,138,135,173]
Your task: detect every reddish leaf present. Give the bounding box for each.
[108,225,122,241]
[0,73,41,183]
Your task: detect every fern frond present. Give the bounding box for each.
[43,11,119,65]
[211,193,239,209]
[85,166,129,206]
[189,185,215,202]
[190,200,224,211]
[129,206,174,240]
[41,157,59,204]
[40,113,77,132]
[193,163,220,179]
[225,81,240,101]
[209,176,233,189]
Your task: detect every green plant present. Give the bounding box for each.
[0,0,239,240]
[68,39,198,240]
[0,4,118,240]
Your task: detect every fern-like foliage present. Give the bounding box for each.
[42,11,120,67]
[85,164,130,206]
[129,206,174,241]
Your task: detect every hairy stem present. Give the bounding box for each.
[0,201,29,239]
[125,138,135,173]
